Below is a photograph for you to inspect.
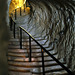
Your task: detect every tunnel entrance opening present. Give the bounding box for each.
[9,0,30,18]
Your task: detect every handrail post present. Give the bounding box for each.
[15,9,17,20]
[20,28,22,49]
[10,17,12,31]
[41,49,45,75]
[29,36,31,62]
[24,4,25,12]
[13,22,16,38]
[20,7,21,16]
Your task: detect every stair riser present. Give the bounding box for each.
[8,49,41,53]
[9,41,41,45]
[9,72,31,75]
[7,55,57,60]
[9,42,38,46]
[8,65,67,75]
[8,52,57,58]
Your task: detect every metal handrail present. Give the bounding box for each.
[19,26,74,75]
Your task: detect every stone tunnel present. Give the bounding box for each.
[0,0,75,75]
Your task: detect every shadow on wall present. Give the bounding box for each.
[0,0,9,75]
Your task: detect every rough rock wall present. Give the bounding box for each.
[0,0,9,75]
[27,0,75,72]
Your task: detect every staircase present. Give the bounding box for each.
[7,2,74,75]
[7,27,69,75]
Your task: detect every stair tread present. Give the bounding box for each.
[7,52,57,58]
[8,48,54,53]
[8,57,54,62]
[32,66,67,73]
[8,49,57,54]
[8,52,57,56]
[9,68,30,72]
[7,55,58,61]
[8,45,41,49]
[8,64,67,73]
[8,61,65,67]
[9,38,46,42]
[32,69,67,74]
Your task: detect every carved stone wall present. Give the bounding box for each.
[0,0,9,75]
